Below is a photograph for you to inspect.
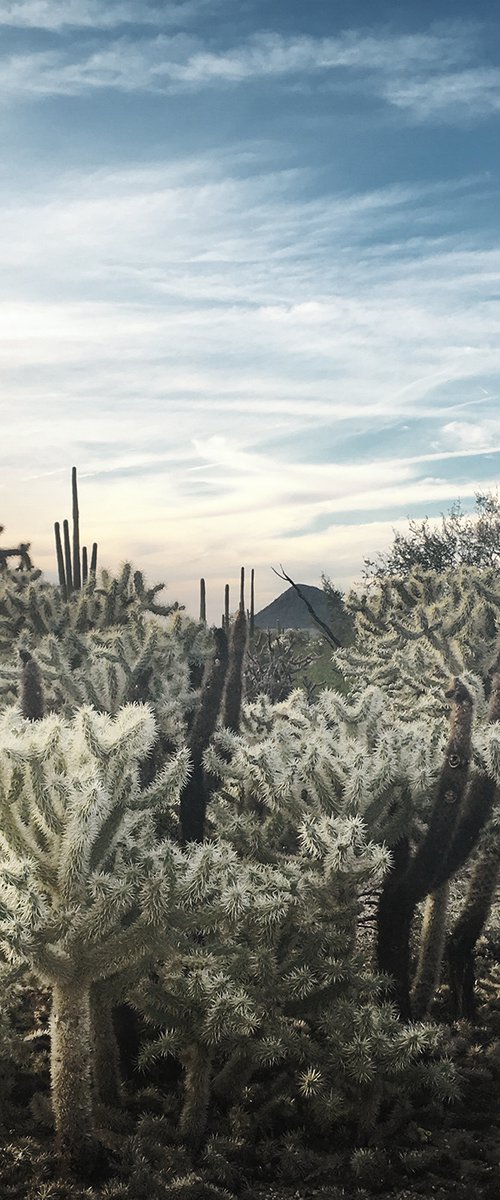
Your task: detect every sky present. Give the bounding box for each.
[1,0,500,621]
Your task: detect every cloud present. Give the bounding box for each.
[385,66,500,122]
[0,0,213,31]
[440,418,500,450]
[1,154,499,614]
[0,160,498,429]
[0,24,482,118]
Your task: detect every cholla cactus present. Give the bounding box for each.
[0,605,217,797]
[337,565,500,719]
[0,702,242,1170]
[332,567,500,1016]
[204,685,442,857]
[134,685,457,1147]
[0,562,182,676]
[136,808,447,1148]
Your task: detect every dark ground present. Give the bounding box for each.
[1,956,499,1200]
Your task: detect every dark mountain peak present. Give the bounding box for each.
[255,583,342,632]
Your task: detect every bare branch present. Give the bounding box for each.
[271,566,342,648]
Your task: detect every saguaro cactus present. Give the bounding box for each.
[54,469,98,596]
[199,577,207,624]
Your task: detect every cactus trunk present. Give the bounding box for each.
[250,567,255,637]
[199,577,206,624]
[179,1043,212,1150]
[447,836,499,1019]
[63,520,73,594]
[223,606,247,733]
[50,982,98,1171]
[54,522,67,598]
[179,626,229,842]
[411,882,449,1019]
[90,986,122,1108]
[72,466,81,591]
[377,680,473,1018]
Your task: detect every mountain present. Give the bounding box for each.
[254,584,352,641]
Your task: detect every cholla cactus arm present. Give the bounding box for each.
[223,607,247,733]
[411,881,450,1019]
[377,680,473,1017]
[431,672,500,889]
[19,650,45,723]
[407,678,473,900]
[447,818,500,1019]
[180,626,229,843]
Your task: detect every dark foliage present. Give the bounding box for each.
[365,492,500,578]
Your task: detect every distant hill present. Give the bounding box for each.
[254,584,352,642]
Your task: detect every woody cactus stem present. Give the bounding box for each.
[90,543,98,576]
[63,520,73,594]
[447,837,499,1020]
[54,522,67,599]
[376,836,412,1019]
[82,546,88,585]
[377,678,473,1018]
[430,673,500,890]
[51,983,97,1172]
[223,606,247,733]
[239,566,245,612]
[199,578,206,624]
[179,626,229,842]
[72,466,81,591]
[20,650,45,721]
[224,584,230,631]
[411,882,449,1019]
[179,1044,212,1150]
[90,985,122,1108]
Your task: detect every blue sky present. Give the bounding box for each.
[1,0,500,619]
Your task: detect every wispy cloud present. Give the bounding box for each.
[1,152,499,613]
[0,0,213,31]
[385,66,500,121]
[0,24,483,122]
